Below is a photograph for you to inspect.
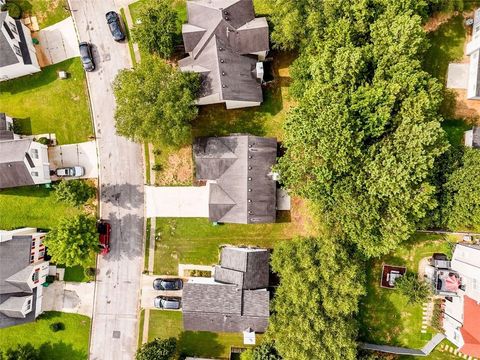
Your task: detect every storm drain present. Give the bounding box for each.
[113,331,121,339]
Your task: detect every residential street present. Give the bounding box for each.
[68,1,144,359]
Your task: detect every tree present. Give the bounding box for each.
[241,342,281,360]
[55,180,96,206]
[132,0,177,58]
[44,214,98,267]
[136,338,176,360]
[268,237,365,360]
[444,148,480,229]
[395,272,431,304]
[4,344,40,360]
[114,55,200,146]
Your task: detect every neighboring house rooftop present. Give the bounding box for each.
[0,11,32,67]
[0,138,36,188]
[179,0,269,108]
[0,112,14,140]
[182,247,270,333]
[194,135,277,224]
[460,296,480,358]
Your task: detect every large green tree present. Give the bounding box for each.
[44,214,98,267]
[4,344,40,360]
[55,180,96,206]
[268,237,365,360]
[136,338,176,360]
[114,55,200,146]
[395,272,431,304]
[133,0,177,58]
[241,342,281,360]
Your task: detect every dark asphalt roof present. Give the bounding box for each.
[179,0,269,103]
[0,113,14,140]
[0,138,35,189]
[0,12,19,67]
[194,135,277,224]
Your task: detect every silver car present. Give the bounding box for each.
[154,296,181,310]
[55,166,85,177]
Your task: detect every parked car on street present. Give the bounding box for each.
[154,296,181,310]
[106,11,125,41]
[97,220,111,255]
[55,166,85,177]
[153,278,183,291]
[79,42,95,71]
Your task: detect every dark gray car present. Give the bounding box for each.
[153,278,183,291]
[79,42,94,72]
[154,296,181,310]
[106,11,125,41]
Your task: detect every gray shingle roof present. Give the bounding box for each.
[0,12,19,67]
[0,138,35,189]
[0,113,14,140]
[179,0,269,104]
[194,135,277,224]
[182,247,270,333]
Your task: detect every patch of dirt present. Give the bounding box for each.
[286,197,318,237]
[424,11,457,32]
[452,88,480,122]
[33,43,51,67]
[155,146,193,186]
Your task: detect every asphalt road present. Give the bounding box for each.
[68,1,144,359]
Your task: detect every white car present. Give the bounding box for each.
[55,166,85,177]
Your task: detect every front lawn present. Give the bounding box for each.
[0,58,93,144]
[62,252,96,282]
[0,311,90,360]
[147,310,259,359]
[0,186,82,230]
[8,0,69,28]
[154,212,303,275]
[359,234,455,349]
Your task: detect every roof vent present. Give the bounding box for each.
[224,10,229,15]
[248,199,252,203]
[248,188,252,192]
[222,84,227,88]
[248,177,252,181]
[222,71,226,76]
[225,16,230,21]
[248,155,252,159]
[220,59,225,63]
[219,47,224,51]
[248,166,252,170]
[248,211,253,215]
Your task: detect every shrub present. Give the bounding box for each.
[431,299,444,332]
[49,322,65,332]
[84,267,97,278]
[55,179,96,206]
[136,338,177,360]
[395,273,432,304]
[2,2,22,19]
[152,164,163,171]
[37,137,51,146]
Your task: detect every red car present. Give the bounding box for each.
[97,221,111,255]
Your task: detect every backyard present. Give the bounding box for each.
[145,310,259,359]
[0,311,90,360]
[359,234,455,349]
[7,0,69,28]
[0,58,93,144]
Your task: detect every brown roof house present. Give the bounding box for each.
[194,135,277,224]
[0,113,51,189]
[179,0,269,109]
[0,9,40,81]
[182,246,270,333]
[0,228,49,329]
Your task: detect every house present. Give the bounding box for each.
[0,113,51,189]
[435,243,480,358]
[182,246,270,333]
[0,10,41,81]
[464,126,480,148]
[194,135,277,224]
[0,228,49,329]
[179,0,269,109]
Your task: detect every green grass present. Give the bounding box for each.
[0,58,93,145]
[359,234,455,349]
[154,213,297,274]
[10,0,69,28]
[145,217,151,271]
[442,118,471,146]
[120,7,137,67]
[147,310,259,359]
[0,186,82,230]
[424,15,466,84]
[138,309,145,349]
[62,252,96,282]
[0,312,90,360]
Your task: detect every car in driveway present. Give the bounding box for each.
[97,220,111,255]
[153,278,183,291]
[55,166,85,177]
[106,11,125,41]
[79,42,95,71]
[154,296,181,310]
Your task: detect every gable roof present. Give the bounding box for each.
[194,135,277,224]
[460,296,480,358]
[179,0,269,104]
[0,138,35,188]
[0,12,19,68]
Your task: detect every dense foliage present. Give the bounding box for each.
[44,214,98,267]
[136,338,176,360]
[55,180,95,206]
[395,272,431,304]
[240,342,281,360]
[274,0,449,258]
[114,55,200,146]
[133,0,177,58]
[268,237,365,360]
[3,344,39,360]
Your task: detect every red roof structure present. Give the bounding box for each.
[460,296,480,358]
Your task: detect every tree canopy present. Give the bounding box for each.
[136,338,176,360]
[395,272,432,304]
[240,342,281,360]
[4,344,40,360]
[268,237,365,360]
[44,214,98,267]
[133,0,178,58]
[113,55,200,146]
[55,180,96,206]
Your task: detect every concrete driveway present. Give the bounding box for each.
[48,141,98,180]
[37,17,80,66]
[42,281,94,317]
[68,1,144,359]
[145,185,209,218]
[140,275,183,309]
